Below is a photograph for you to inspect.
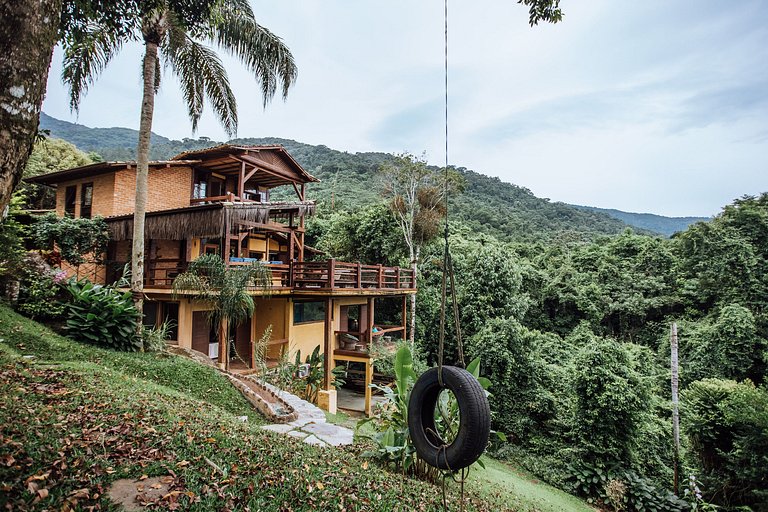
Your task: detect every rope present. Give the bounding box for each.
[437,2,469,511]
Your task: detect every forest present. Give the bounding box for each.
[12,134,768,511]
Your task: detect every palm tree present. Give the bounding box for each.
[172,253,270,369]
[61,0,297,324]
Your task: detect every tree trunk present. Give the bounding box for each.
[409,247,419,346]
[218,319,228,370]
[671,322,680,495]
[0,0,62,217]
[131,40,160,326]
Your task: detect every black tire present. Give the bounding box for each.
[408,366,491,471]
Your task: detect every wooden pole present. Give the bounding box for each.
[323,297,333,390]
[671,322,680,495]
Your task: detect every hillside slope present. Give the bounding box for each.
[0,304,493,511]
[40,113,655,240]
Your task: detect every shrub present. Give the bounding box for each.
[467,317,563,444]
[30,213,109,267]
[141,321,174,352]
[63,279,141,351]
[16,254,67,321]
[683,378,768,509]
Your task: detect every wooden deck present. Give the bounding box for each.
[131,258,416,293]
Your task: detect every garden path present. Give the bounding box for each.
[259,381,354,447]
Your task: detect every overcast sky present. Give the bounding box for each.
[42,1,768,217]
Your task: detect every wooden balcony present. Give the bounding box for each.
[108,258,416,293]
[292,260,415,291]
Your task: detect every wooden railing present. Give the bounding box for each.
[110,258,415,291]
[292,259,415,290]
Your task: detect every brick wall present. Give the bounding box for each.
[55,173,116,217]
[112,166,192,216]
[53,166,192,218]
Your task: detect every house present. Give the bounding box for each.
[26,144,416,414]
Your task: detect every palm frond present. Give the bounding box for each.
[163,23,237,136]
[208,8,297,107]
[61,23,124,112]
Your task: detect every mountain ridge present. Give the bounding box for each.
[38,112,706,238]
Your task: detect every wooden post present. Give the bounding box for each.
[364,359,373,416]
[238,160,246,201]
[329,259,336,289]
[377,264,383,288]
[402,295,408,342]
[356,263,362,288]
[366,297,375,345]
[323,297,333,390]
[671,322,680,495]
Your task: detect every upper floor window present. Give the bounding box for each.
[193,179,207,199]
[80,182,93,218]
[64,185,77,216]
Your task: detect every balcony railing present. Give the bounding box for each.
[106,258,415,292]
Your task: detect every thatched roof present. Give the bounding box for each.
[106,202,316,241]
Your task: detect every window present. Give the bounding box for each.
[193,179,207,199]
[142,301,180,341]
[293,301,325,324]
[80,182,93,218]
[64,185,77,216]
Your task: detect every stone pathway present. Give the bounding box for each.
[259,382,354,447]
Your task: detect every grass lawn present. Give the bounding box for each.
[465,457,595,512]
[0,304,593,511]
[0,304,503,511]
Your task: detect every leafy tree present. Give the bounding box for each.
[683,378,768,508]
[21,138,96,209]
[380,153,463,345]
[172,254,270,370]
[311,203,407,267]
[0,0,218,217]
[572,337,650,469]
[61,0,297,323]
[467,317,561,444]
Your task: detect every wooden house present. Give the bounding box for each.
[26,144,416,414]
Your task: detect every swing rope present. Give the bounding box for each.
[437,1,468,510]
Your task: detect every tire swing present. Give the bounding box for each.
[406,0,491,472]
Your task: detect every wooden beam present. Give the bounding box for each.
[237,154,300,183]
[292,182,301,200]
[366,297,375,345]
[238,160,246,200]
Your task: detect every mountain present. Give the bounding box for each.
[38,113,678,240]
[570,205,710,237]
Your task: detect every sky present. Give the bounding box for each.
[42,1,768,217]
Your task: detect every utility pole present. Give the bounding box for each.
[671,322,680,495]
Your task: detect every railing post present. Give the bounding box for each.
[357,263,362,288]
[377,264,383,288]
[329,259,336,289]
[289,260,294,288]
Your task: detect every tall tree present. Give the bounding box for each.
[379,153,462,345]
[62,0,297,322]
[0,0,62,219]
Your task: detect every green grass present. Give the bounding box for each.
[0,304,261,422]
[466,457,595,512]
[0,304,502,511]
[0,304,592,511]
